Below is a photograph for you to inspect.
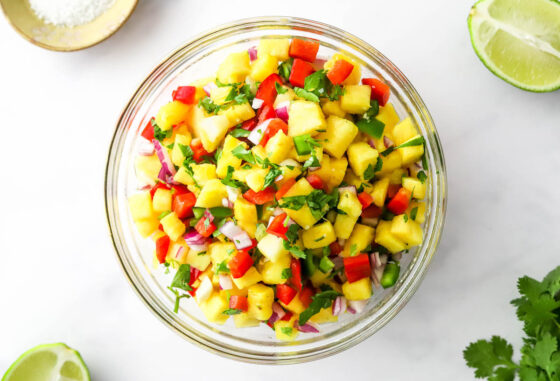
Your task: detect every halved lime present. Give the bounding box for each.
[468,0,560,92]
[2,343,90,381]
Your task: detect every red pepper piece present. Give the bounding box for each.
[172,86,196,104]
[275,178,296,200]
[343,253,371,283]
[386,187,411,215]
[357,192,374,209]
[289,58,315,88]
[289,38,320,62]
[155,235,170,264]
[266,213,289,239]
[141,118,155,141]
[229,295,249,312]
[326,59,354,85]
[329,241,342,256]
[172,192,196,219]
[362,78,391,106]
[228,250,254,279]
[260,118,288,147]
[276,284,297,305]
[361,204,383,219]
[289,258,302,292]
[255,73,283,106]
[306,174,324,190]
[299,286,315,308]
[190,140,211,162]
[243,187,276,205]
[195,216,216,238]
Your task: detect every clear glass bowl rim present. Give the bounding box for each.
[105,16,447,364]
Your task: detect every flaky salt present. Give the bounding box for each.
[29,0,115,27]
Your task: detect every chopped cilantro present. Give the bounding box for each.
[283,240,307,259]
[285,224,300,243]
[222,308,242,315]
[294,87,320,103]
[356,118,385,139]
[417,170,427,184]
[278,59,293,82]
[381,136,425,156]
[231,144,256,164]
[410,207,418,221]
[230,128,251,138]
[280,327,293,335]
[215,260,230,274]
[167,287,190,313]
[263,166,282,189]
[299,289,339,325]
[302,154,320,170]
[293,134,321,156]
[221,165,248,191]
[275,82,288,94]
[170,264,192,292]
[281,268,293,280]
[158,211,171,220]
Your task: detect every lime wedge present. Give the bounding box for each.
[468,0,560,92]
[2,343,90,381]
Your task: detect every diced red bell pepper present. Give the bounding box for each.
[362,78,391,106]
[228,250,254,279]
[289,258,302,292]
[289,58,315,88]
[386,187,412,215]
[276,284,297,305]
[150,182,170,198]
[171,184,190,195]
[172,86,196,104]
[255,73,283,106]
[387,184,401,199]
[155,235,170,264]
[229,295,248,312]
[267,213,289,239]
[195,215,216,238]
[141,118,155,141]
[344,253,371,283]
[188,267,201,297]
[280,311,293,321]
[299,286,315,308]
[260,118,288,147]
[241,118,257,131]
[361,204,383,219]
[243,187,276,205]
[172,192,197,219]
[289,38,320,62]
[329,241,342,256]
[306,174,324,190]
[245,239,258,251]
[327,59,354,85]
[357,192,374,209]
[190,140,211,163]
[275,178,296,200]
[257,103,277,125]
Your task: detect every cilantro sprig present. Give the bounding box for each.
[299,288,340,325]
[464,266,560,380]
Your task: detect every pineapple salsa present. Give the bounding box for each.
[128,37,428,341]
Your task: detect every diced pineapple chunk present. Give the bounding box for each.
[210,86,234,105]
[402,177,426,199]
[279,159,302,184]
[265,130,293,164]
[233,312,261,328]
[321,99,346,118]
[342,278,372,300]
[318,115,358,159]
[337,189,362,217]
[152,189,172,214]
[374,220,406,253]
[174,163,217,187]
[128,191,153,221]
[302,221,336,249]
[289,145,323,164]
[334,214,359,240]
[391,215,423,247]
[209,242,235,272]
[245,168,268,192]
[378,151,402,174]
[167,241,189,264]
[340,85,371,114]
[376,103,400,138]
[186,249,211,271]
[274,88,296,107]
[199,292,230,324]
[234,198,257,238]
[232,267,262,289]
[247,284,274,321]
[216,135,246,178]
[386,168,407,185]
[398,145,424,166]
[218,103,255,127]
[250,53,278,82]
[135,154,161,183]
[309,307,338,324]
[155,101,191,131]
[199,115,230,152]
[258,38,290,61]
[275,319,299,341]
[342,224,375,257]
[187,103,208,139]
[280,178,319,229]
[160,212,186,241]
[370,177,390,207]
[324,53,361,85]
[347,142,379,179]
[392,118,417,146]
[260,252,291,284]
[134,217,159,238]
[280,293,306,314]
[257,234,289,262]
[311,155,348,193]
[217,52,251,84]
[195,179,228,208]
[171,133,192,167]
[407,201,426,224]
[288,101,327,137]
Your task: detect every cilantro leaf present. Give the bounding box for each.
[231,144,256,164]
[278,59,293,82]
[294,87,320,103]
[230,128,251,138]
[281,268,293,280]
[222,308,242,315]
[283,240,307,259]
[275,82,288,94]
[263,167,282,189]
[170,264,193,292]
[152,119,172,142]
[298,290,339,325]
[417,170,428,184]
[463,336,517,379]
[381,136,425,156]
[221,165,248,192]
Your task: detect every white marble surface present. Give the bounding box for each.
[1,0,559,379]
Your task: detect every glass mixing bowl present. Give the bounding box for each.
[105,16,447,364]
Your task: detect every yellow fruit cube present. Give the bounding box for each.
[171,133,193,167]
[245,168,268,192]
[311,155,348,193]
[347,142,379,179]
[160,212,186,241]
[342,278,372,300]
[392,118,417,146]
[265,130,293,164]
[234,197,257,237]
[275,319,299,341]
[334,214,359,240]
[174,163,217,187]
[407,201,426,224]
[258,38,290,61]
[248,284,274,321]
[232,267,262,289]
[218,103,255,127]
[134,217,159,238]
[155,101,191,131]
[386,168,407,185]
[376,103,400,138]
[135,154,161,183]
[340,85,371,114]
[167,241,189,264]
[260,252,291,284]
[186,250,211,271]
[199,292,230,324]
[250,53,278,82]
[128,191,153,221]
[199,115,230,152]
[279,160,302,184]
[288,101,327,137]
[280,293,306,314]
[321,99,346,118]
[209,242,235,272]
[374,220,406,253]
[378,151,402,175]
[370,177,390,207]
[324,53,361,85]
[216,135,245,178]
[152,189,172,214]
[274,87,296,107]
[398,145,424,166]
[290,145,323,164]
[309,307,338,324]
[342,224,375,257]
[195,179,228,208]
[390,215,423,247]
[402,177,426,199]
[210,86,234,105]
[257,234,289,262]
[337,189,362,217]
[217,52,251,84]
[187,103,208,139]
[318,115,358,159]
[302,221,336,249]
[233,313,261,328]
[281,178,319,229]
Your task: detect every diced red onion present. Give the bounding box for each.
[348,300,367,314]
[247,119,272,145]
[296,321,320,333]
[272,302,286,320]
[219,221,252,249]
[219,274,233,290]
[226,186,240,203]
[338,186,357,195]
[222,197,233,208]
[196,276,213,303]
[184,230,207,246]
[332,256,344,270]
[252,97,264,109]
[280,159,299,168]
[332,296,347,316]
[275,101,290,122]
[188,243,208,252]
[138,140,154,156]
[203,82,217,96]
[383,136,394,148]
[361,217,379,227]
[248,46,258,61]
[268,312,280,325]
[153,139,176,176]
[232,232,253,250]
[368,139,376,149]
[372,253,388,287]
